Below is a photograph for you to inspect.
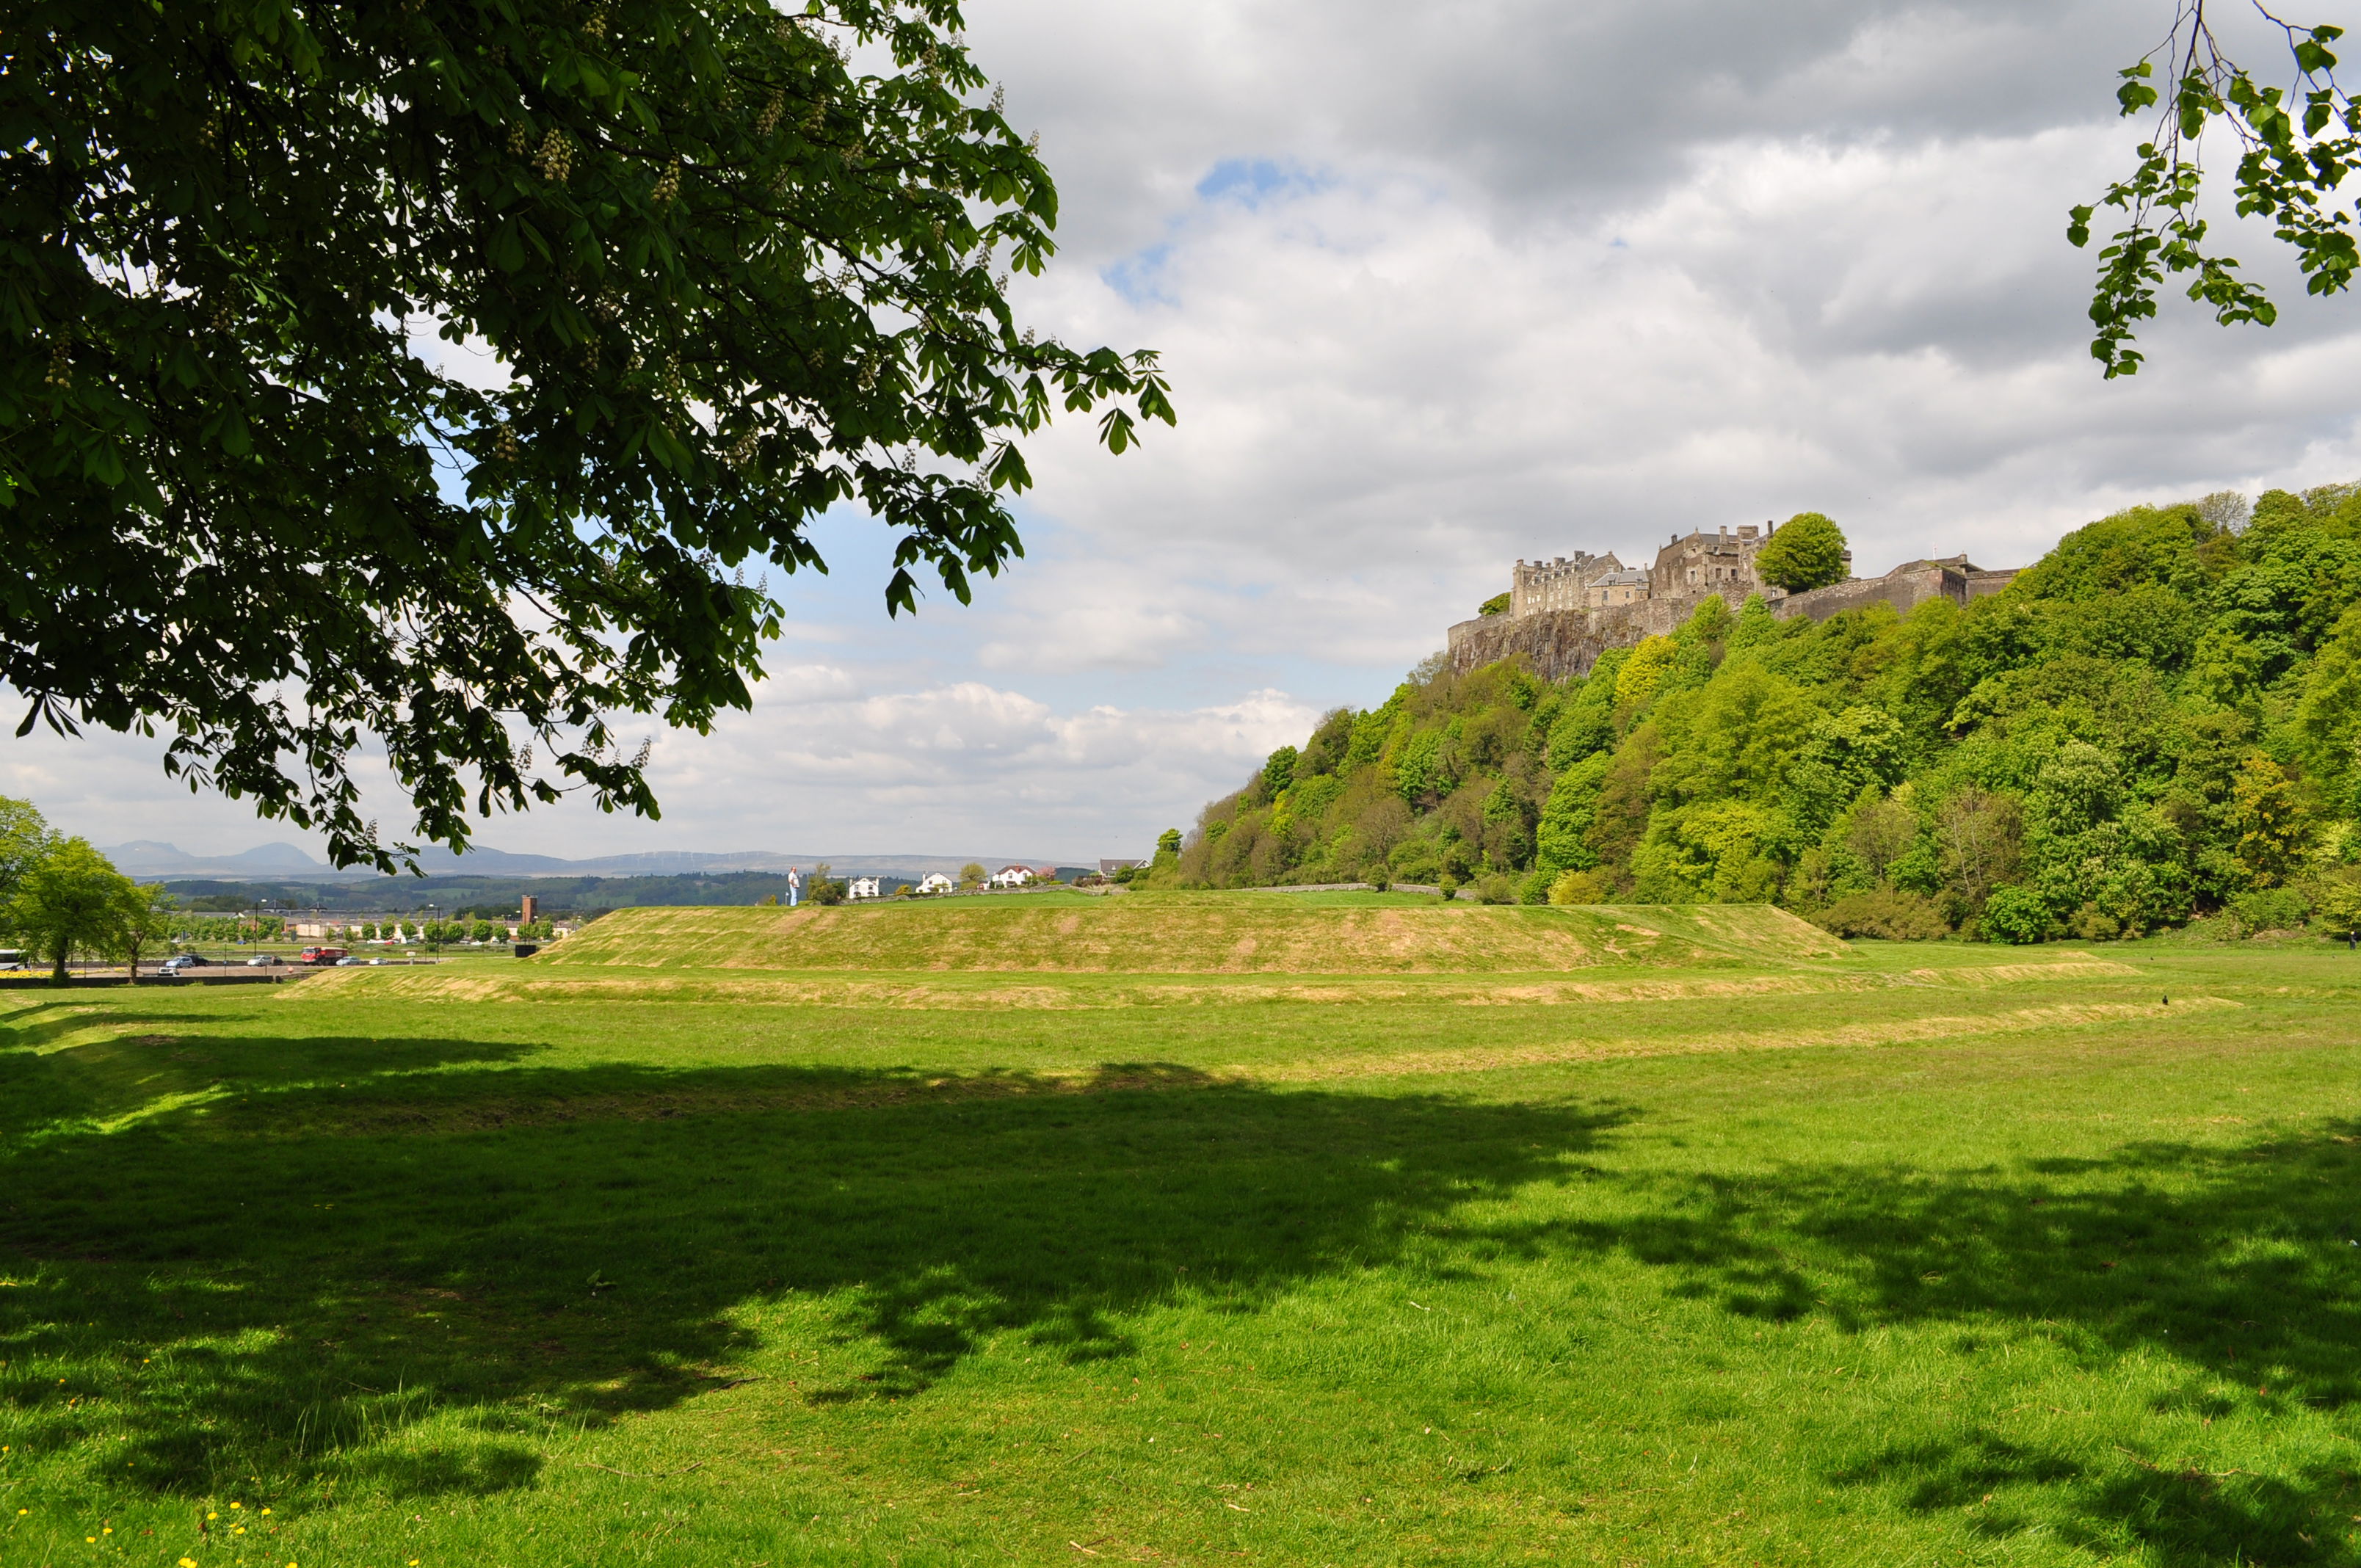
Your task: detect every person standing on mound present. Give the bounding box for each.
[787,865,802,909]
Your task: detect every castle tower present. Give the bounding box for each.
[1649,523,1771,600]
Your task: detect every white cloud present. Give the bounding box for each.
[620,680,1316,856]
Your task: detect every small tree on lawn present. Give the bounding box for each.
[113,883,175,984]
[960,861,987,890]
[7,838,134,984]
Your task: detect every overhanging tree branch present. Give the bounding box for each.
[2072,1,2361,376]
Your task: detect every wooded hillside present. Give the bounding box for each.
[1175,489,2361,941]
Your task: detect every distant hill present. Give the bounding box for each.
[104,841,1077,883]
[105,840,340,876]
[148,867,1104,918]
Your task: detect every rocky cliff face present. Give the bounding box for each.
[1444,600,1679,682]
[1443,560,2020,680]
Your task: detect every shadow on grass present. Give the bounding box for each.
[0,1028,1628,1503]
[11,1021,2361,1563]
[1507,1132,2361,1564]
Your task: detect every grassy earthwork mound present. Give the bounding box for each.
[530,891,1851,973]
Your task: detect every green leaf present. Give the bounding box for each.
[488,222,527,272]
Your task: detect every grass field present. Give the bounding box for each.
[4,893,2360,1566]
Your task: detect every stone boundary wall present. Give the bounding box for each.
[1444,563,2021,682]
[1770,564,2017,624]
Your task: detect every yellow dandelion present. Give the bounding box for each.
[181,1560,197,1567]
[260,1507,271,1514]
[231,1501,243,1509]
[87,1537,97,1544]
[234,1525,247,1534]
[207,1511,218,1520]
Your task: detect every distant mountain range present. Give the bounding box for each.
[101,840,1073,882]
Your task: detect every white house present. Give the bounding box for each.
[918,872,955,894]
[848,875,882,901]
[991,864,1034,888]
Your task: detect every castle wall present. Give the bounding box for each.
[1767,567,1948,624]
[1769,565,2021,624]
[1446,562,2022,680]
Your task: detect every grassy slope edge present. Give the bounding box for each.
[528,896,1849,973]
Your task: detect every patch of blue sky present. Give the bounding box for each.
[1101,241,1176,307]
[1102,158,1341,305]
[1194,157,1335,209]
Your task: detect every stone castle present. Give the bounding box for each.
[1446,522,2018,681]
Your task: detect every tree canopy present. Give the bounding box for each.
[0,794,53,910]
[3,0,1170,870]
[1753,512,1849,592]
[2,831,144,981]
[2072,2,2361,375]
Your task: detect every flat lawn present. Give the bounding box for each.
[4,932,2361,1565]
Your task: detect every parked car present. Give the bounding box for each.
[0,948,27,970]
[244,955,275,968]
[335,956,368,966]
[158,954,213,972]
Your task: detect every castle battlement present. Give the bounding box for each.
[1506,522,1849,624]
[1509,551,1619,617]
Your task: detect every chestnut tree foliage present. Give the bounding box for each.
[1,0,1171,867]
[2074,1,2361,374]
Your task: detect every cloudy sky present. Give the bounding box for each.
[14,0,2361,865]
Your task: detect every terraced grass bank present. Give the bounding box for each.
[537,892,1848,972]
[4,906,2360,1567]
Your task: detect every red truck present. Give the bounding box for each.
[296,946,349,966]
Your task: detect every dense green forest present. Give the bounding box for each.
[1175,488,2361,942]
